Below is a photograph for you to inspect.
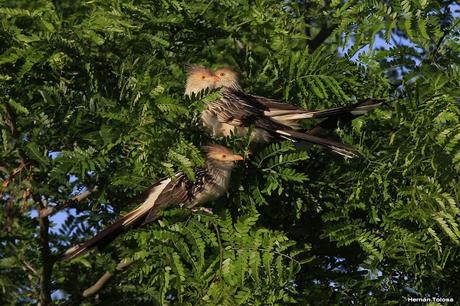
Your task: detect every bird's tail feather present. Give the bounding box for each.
[274,100,383,121]
[267,99,383,122]
[275,129,358,158]
[306,99,384,136]
[60,203,154,261]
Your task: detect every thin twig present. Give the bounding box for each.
[22,260,39,276]
[82,260,134,298]
[35,196,54,306]
[40,186,98,218]
[1,162,27,188]
[199,0,216,16]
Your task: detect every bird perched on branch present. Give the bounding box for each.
[61,144,243,260]
[213,67,383,132]
[186,66,372,158]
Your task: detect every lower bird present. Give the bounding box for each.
[61,144,243,260]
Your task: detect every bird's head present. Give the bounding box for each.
[185,65,216,96]
[204,144,244,166]
[213,67,242,91]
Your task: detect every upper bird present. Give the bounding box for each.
[185,66,369,158]
[61,144,243,260]
[213,67,383,131]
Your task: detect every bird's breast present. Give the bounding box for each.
[201,109,271,143]
[191,171,230,207]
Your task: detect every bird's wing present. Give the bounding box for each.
[142,168,212,224]
[217,90,358,157]
[248,94,306,113]
[215,90,273,126]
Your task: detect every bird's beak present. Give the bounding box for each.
[232,154,244,161]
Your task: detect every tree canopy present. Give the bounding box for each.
[1,0,459,305]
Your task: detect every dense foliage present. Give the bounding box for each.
[1,0,459,305]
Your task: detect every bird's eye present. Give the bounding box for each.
[201,75,206,80]
[220,73,225,76]
[222,154,227,158]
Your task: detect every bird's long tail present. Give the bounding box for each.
[270,99,383,122]
[275,129,358,158]
[60,199,158,260]
[305,99,384,136]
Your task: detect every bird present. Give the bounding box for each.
[213,67,383,131]
[185,66,361,158]
[61,144,243,260]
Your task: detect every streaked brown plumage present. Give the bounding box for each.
[186,66,363,158]
[204,89,359,157]
[213,67,383,131]
[61,145,243,260]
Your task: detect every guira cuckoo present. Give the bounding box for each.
[213,67,383,132]
[185,66,363,158]
[61,144,243,260]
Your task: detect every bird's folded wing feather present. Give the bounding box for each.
[217,90,358,157]
[247,94,305,113]
[142,168,211,224]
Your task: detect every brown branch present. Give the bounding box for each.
[307,23,338,51]
[1,162,27,189]
[82,260,134,298]
[35,196,55,306]
[40,186,98,218]
[22,260,39,276]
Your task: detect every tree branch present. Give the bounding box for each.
[40,186,98,218]
[35,196,55,306]
[82,260,134,298]
[1,162,27,189]
[22,260,39,276]
[307,23,338,51]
